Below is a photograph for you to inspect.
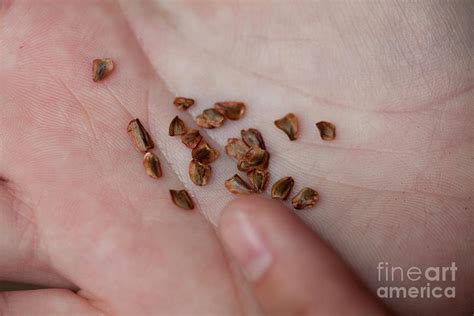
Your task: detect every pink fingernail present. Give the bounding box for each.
[222,211,273,281]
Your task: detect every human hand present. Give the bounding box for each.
[0,1,472,315]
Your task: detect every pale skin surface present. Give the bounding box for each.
[0,0,473,315]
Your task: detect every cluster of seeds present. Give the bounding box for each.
[93,58,335,211]
[224,112,327,210]
[224,127,271,195]
[169,99,246,199]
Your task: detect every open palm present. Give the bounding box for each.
[0,1,472,315]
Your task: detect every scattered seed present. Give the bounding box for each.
[274,113,299,141]
[143,152,162,179]
[173,97,195,111]
[271,176,294,200]
[291,187,319,210]
[224,174,254,194]
[237,145,269,172]
[127,118,154,153]
[170,189,195,210]
[92,58,114,82]
[189,159,212,186]
[192,139,219,164]
[316,121,336,141]
[247,169,269,193]
[214,102,245,120]
[169,116,187,136]
[225,138,250,160]
[241,128,266,150]
[195,109,226,129]
[181,129,202,149]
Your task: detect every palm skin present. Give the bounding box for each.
[0,0,472,315]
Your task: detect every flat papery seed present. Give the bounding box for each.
[224,174,254,194]
[241,128,266,149]
[169,116,187,136]
[214,102,245,120]
[192,139,219,164]
[127,118,154,153]
[237,145,269,172]
[173,97,195,111]
[247,169,269,193]
[271,176,295,200]
[274,113,299,141]
[195,109,225,129]
[291,187,320,210]
[92,58,114,82]
[189,159,212,186]
[181,129,202,149]
[316,121,336,141]
[169,190,195,210]
[225,138,250,160]
[143,152,162,179]
[195,114,214,129]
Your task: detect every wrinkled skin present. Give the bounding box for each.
[0,0,473,315]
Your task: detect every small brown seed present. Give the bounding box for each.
[224,174,254,194]
[92,58,114,82]
[214,102,245,120]
[195,109,226,129]
[241,128,266,150]
[173,97,195,111]
[143,152,162,179]
[189,159,212,186]
[192,139,219,164]
[181,129,202,149]
[169,189,195,210]
[247,169,269,193]
[271,176,294,200]
[127,118,154,153]
[274,113,299,141]
[291,187,319,210]
[316,121,336,141]
[169,116,187,136]
[194,114,213,129]
[225,138,250,160]
[237,145,269,172]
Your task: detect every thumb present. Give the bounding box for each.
[218,196,389,316]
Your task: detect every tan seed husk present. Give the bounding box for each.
[195,109,226,129]
[241,128,266,150]
[169,189,195,210]
[143,152,162,179]
[274,113,299,141]
[291,187,319,210]
[92,58,114,82]
[237,145,269,172]
[247,169,269,193]
[214,102,245,120]
[224,174,254,194]
[225,138,250,160]
[192,139,219,164]
[189,159,212,186]
[127,118,154,153]
[169,116,187,136]
[173,97,195,111]
[181,129,202,149]
[271,176,294,200]
[316,121,336,141]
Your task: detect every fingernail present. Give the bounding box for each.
[221,211,273,281]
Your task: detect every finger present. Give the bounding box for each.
[0,289,102,316]
[219,196,389,316]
